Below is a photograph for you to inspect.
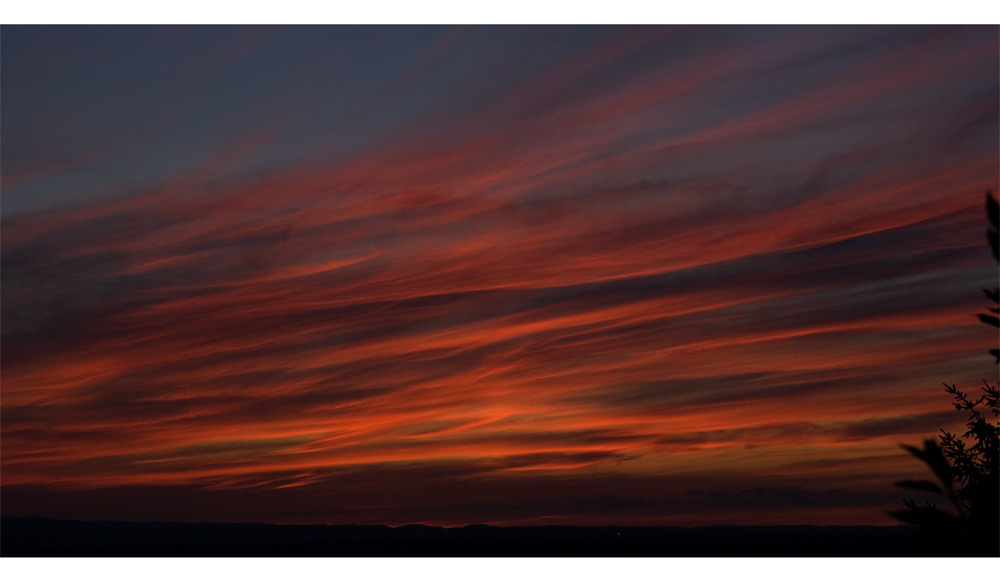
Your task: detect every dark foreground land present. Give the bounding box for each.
[1,516,925,557]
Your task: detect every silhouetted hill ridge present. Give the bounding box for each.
[0,516,923,556]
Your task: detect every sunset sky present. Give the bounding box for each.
[1,25,997,528]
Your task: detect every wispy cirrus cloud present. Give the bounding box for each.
[2,25,997,526]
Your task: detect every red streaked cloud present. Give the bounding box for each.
[2,25,997,527]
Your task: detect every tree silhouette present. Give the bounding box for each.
[890,192,1000,557]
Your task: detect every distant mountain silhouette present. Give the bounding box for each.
[1,516,921,557]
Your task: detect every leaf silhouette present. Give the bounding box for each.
[989,192,999,260]
[976,314,999,327]
[901,440,953,492]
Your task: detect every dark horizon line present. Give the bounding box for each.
[1,513,916,529]
[2,515,932,558]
